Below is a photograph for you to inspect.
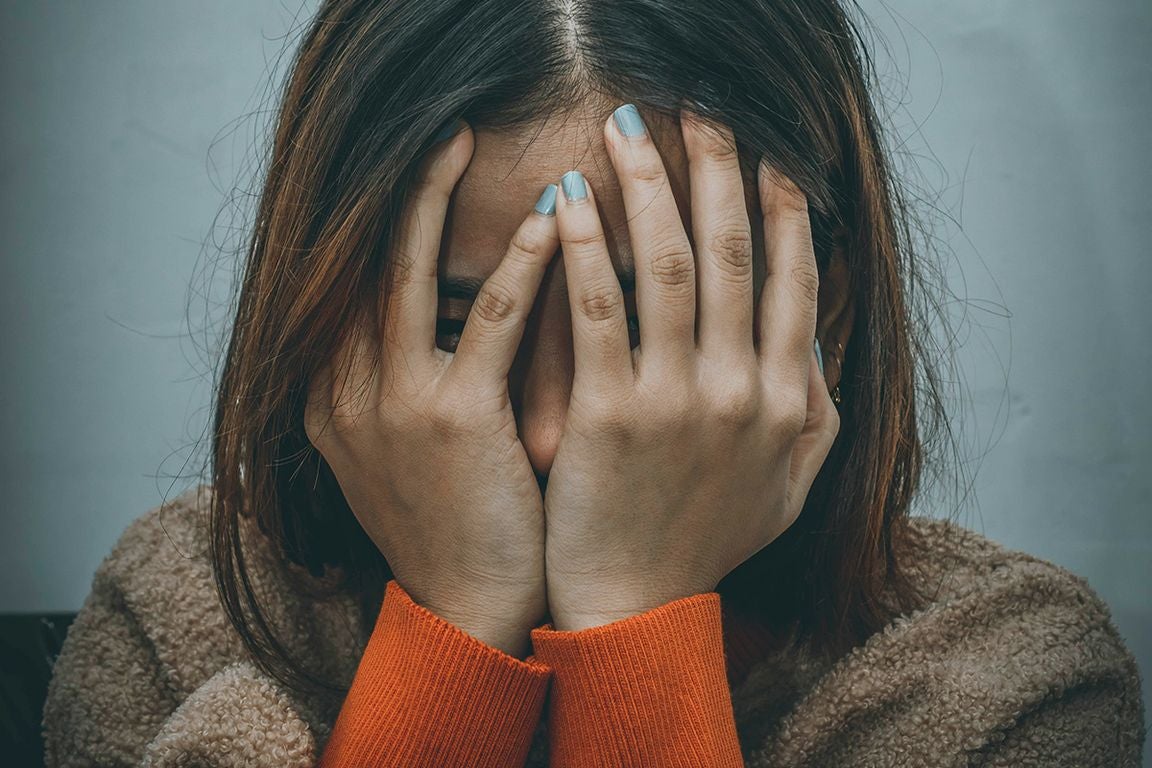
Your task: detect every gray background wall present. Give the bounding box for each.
[2,0,1148,750]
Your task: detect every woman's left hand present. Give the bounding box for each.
[543,106,840,631]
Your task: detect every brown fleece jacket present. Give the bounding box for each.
[42,484,1145,766]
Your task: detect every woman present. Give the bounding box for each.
[43,0,1144,765]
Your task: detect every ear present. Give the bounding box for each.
[817,227,854,391]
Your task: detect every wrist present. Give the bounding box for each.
[547,595,647,632]
[428,602,539,660]
[465,622,533,659]
[549,612,637,632]
[547,582,716,632]
[547,596,649,631]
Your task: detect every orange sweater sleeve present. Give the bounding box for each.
[528,592,744,768]
[319,579,552,768]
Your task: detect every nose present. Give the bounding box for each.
[510,334,574,480]
[508,275,575,481]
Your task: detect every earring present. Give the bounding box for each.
[831,340,844,407]
[815,336,844,408]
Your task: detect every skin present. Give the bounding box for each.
[439,97,854,487]
[305,95,856,658]
[442,98,855,630]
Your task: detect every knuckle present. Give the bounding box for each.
[390,250,418,288]
[789,262,820,305]
[759,167,808,217]
[578,284,623,324]
[473,280,520,324]
[636,376,691,427]
[427,398,469,434]
[648,244,696,290]
[592,399,630,431]
[711,374,761,427]
[646,407,680,436]
[775,396,808,436]
[561,227,608,253]
[765,197,810,231]
[651,395,695,436]
[576,393,633,436]
[706,227,753,280]
[824,401,841,439]
[762,193,809,227]
[701,132,739,165]
[629,155,667,186]
[507,225,546,264]
[394,207,439,267]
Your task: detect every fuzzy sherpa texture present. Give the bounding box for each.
[43,484,1146,766]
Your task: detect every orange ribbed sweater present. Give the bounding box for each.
[318,579,774,767]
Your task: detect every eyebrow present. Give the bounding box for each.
[439,263,636,300]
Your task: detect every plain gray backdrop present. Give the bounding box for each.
[2,0,1149,751]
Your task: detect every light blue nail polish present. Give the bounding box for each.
[814,337,826,378]
[535,184,558,216]
[613,104,646,137]
[561,170,587,201]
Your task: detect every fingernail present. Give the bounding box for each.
[613,104,646,137]
[432,118,464,144]
[561,170,587,202]
[535,184,558,216]
[814,337,825,378]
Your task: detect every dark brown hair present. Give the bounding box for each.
[194,0,963,694]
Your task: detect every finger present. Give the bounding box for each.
[448,184,560,388]
[680,107,754,356]
[756,160,820,397]
[605,104,696,365]
[555,169,634,389]
[384,119,473,371]
[785,342,839,514]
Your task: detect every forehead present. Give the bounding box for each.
[439,102,693,289]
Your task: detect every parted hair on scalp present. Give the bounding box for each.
[195,0,964,695]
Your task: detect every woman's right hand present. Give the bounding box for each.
[304,121,560,660]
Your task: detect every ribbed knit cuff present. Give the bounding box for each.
[319,579,552,768]
[529,592,744,768]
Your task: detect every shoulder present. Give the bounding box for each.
[82,484,247,690]
[896,515,1131,639]
[79,484,365,693]
[742,515,1146,765]
[99,483,215,589]
[891,517,1144,759]
[897,514,1091,601]
[892,515,1141,689]
[44,485,333,766]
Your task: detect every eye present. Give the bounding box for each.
[435,315,641,354]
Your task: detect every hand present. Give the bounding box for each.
[542,105,840,631]
[304,122,560,658]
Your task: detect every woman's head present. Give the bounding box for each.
[208,0,950,692]
[433,105,855,487]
